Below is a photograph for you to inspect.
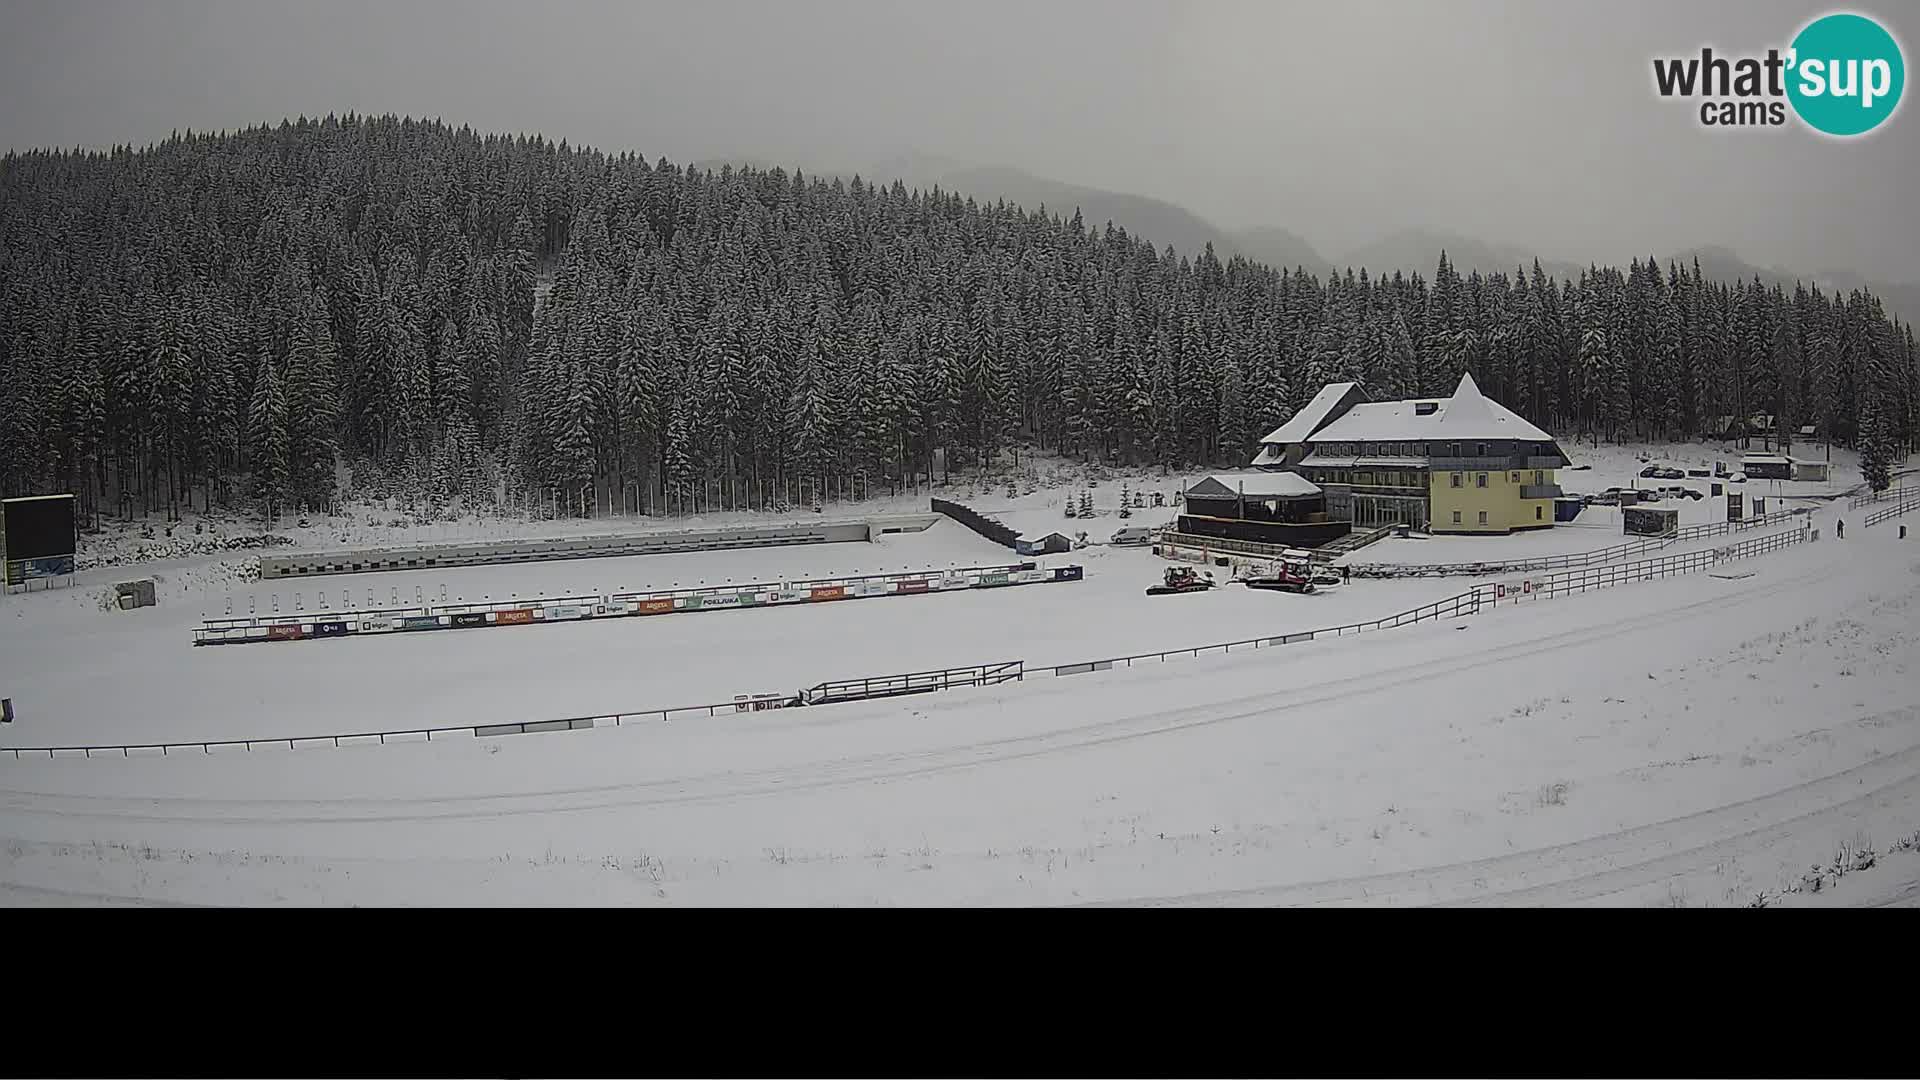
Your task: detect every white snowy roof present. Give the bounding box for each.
[1308,372,1553,444]
[1250,445,1286,467]
[1192,472,1323,499]
[1260,382,1360,445]
[1742,453,1792,464]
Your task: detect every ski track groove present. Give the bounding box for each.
[0,549,1855,829]
[1099,731,1920,907]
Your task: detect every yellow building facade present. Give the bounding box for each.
[1429,465,1559,534]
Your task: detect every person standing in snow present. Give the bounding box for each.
[1836,518,1845,539]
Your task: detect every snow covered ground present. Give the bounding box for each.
[3,439,1914,906]
[0,518,1473,746]
[1,502,1915,906]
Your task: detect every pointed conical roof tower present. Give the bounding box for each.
[1435,370,1496,434]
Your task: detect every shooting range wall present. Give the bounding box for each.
[256,513,940,580]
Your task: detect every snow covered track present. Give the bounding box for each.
[4,523,1811,760]
[0,522,1912,905]
[1343,506,1807,578]
[1863,497,1920,528]
[1108,721,1920,907]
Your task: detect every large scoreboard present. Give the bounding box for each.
[2,494,77,586]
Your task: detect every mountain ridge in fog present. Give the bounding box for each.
[690,150,1917,320]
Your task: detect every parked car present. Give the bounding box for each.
[1729,472,1747,483]
[1659,467,1686,479]
[1639,465,1661,478]
[1110,525,1156,546]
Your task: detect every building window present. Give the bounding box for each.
[1478,510,1489,525]
[1534,470,1543,484]
[1452,510,1462,524]
[1450,473,1463,488]
[1476,473,1488,488]
[1477,443,1487,456]
[1536,506,1544,520]
[1510,471,1521,484]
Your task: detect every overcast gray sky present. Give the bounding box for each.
[3,0,1916,281]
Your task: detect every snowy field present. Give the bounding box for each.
[3,439,1915,906]
[1,505,1915,906]
[0,518,1473,746]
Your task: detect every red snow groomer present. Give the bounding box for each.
[1242,553,1318,594]
[1146,565,1216,596]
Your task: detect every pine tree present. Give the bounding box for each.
[247,346,290,519]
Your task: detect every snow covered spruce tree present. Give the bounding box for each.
[1,115,1915,517]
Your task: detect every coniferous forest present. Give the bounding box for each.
[2,115,1916,525]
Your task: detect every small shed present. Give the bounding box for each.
[1791,460,1830,482]
[1015,532,1073,556]
[114,579,157,609]
[1741,454,1793,481]
[1623,505,1679,537]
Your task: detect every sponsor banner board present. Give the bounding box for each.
[495,608,535,625]
[313,620,350,636]
[399,615,442,631]
[4,555,75,585]
[897,579,929,593]
[266,624,304,641]
[637,598,676,615]
[810,585,847,601]
[450,612,488,628]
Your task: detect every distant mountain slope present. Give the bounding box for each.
[689,155,1917,321]
[692,152,1242,260]
[1338,227,1582,281]
[927,164,1240,258]
[1666,245,1920,323]
[1227,225,1332,275]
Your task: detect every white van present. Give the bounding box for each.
[1110,525,1156,546]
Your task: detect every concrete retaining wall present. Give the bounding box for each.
[257,513,941,580]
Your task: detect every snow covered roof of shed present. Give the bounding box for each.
[1741,453,1792,464]
[1309,372,1553,444]
[1188,472,1323,499]
[1259,382,1361,445]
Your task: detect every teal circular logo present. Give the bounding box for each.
[1787,12,1905,136]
